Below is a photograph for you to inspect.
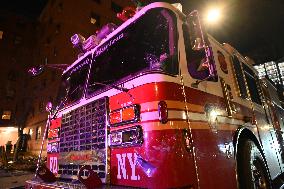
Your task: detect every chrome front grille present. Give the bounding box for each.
[58,97,108,181]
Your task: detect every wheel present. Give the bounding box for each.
[237,139,271,189]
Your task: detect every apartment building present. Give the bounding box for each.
[23,0,133,155]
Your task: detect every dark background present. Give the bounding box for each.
[177,0,284,63]
[1,0,284,64]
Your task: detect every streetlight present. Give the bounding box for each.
[206,7,222,24]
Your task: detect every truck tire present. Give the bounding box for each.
[237,139,271,189]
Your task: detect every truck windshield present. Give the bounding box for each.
[87,8,178,95]
[56,57,90,106]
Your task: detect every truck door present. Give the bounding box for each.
[179,12,238,189]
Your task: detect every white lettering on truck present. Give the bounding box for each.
[49,156,58,174]
[116,153,140,181]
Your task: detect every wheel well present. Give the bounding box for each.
[234,127,273,188]
[233,127,263,159]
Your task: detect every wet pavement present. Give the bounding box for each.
[0,169,34,189]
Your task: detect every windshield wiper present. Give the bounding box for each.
[89,81,135,100]
[90,81,129,92]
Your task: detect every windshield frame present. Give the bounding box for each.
[55,56,91,108]
[86,7,179,98]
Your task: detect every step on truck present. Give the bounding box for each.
[26,2,284,189]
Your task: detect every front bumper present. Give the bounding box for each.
[25,179,139,189]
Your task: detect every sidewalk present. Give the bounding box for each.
[0,170,34,189]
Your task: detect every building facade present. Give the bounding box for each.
[23,0,133,155]
[0,10,36,147]
[254,61,284,86]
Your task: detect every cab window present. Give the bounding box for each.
[231,56,248,99]
[243,63,262,105]
[183,24,217,81]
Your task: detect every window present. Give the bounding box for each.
[2,110,11,120]
[45,36,51,46]
[183,24,216,80]
[93,0,101,4]
[55,24,61,34]
[39,100,45,113]
[231,56,248,98]
[30,107,35,117]
[86,8,178,95]
[0,31,3,39]
[90,12,100,26]
[217,51,228,74]
[28,128,33,136]
[14,36,22,45]
[57,59,90,105]
[58,2,63,12]
[53,47,58,56]
[8,70,17,81]
[50,0,55,7]
[111,1,122,13]
[243,63,262,105]
[36,126,41,140]
[16,21,26,29]
[6,83,15,99]
[48,17,53,25]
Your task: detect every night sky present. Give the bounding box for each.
[175,0,284,63]
[1,0,284,63]
[0,0,48,19]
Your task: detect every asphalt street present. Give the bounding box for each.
[0,170,34,189]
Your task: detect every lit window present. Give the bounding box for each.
[90,17,97,24]
[2,110,11,120]
[90,12,100,26]
[36,126,41,140]
[0,31,3,39]
[29,128,33,136]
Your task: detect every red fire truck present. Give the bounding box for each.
[26,2,284,189]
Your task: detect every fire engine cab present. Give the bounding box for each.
[26,2,284,189]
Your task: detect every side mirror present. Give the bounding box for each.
[187,10,206,51]
[186,10,217,79]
